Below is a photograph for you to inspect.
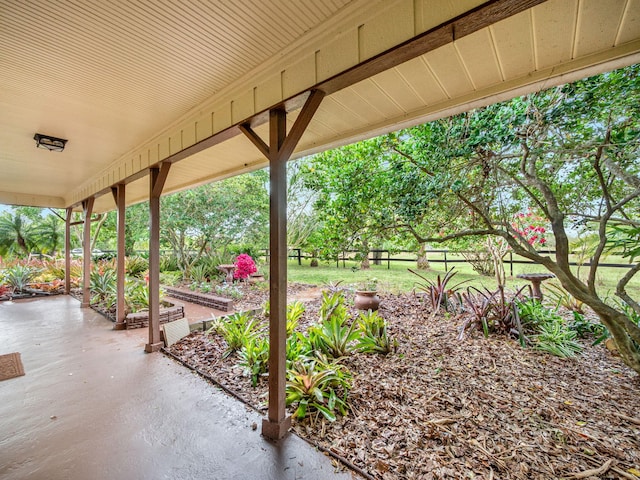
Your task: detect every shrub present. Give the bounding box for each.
[308,293,359,358]
[233,254,257,280]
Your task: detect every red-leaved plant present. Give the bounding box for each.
[234,254,257,280]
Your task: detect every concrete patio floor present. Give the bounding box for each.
[0,296,355,480]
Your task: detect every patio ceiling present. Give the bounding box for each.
[1,0,639,213]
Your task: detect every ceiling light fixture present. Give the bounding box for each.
[34,133,68,152]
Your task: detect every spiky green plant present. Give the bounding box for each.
[356,309,396,354]
[308,294,359,359]
[286,332,313,366]
[3,264,37,293]
[238,335,270,387]
[286,300,306,336]
[286,355,351,422]
[214,312,265,358]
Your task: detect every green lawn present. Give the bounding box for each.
[285,254,639,299]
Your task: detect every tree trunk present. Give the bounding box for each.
[417,243,430,270]
[555,271,640,375]
[360,254,370,269]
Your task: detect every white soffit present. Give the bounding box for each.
[1,0,639,212]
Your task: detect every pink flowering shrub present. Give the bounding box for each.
[234,254,257,280]
[511,210,548,247]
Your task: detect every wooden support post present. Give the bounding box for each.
[240,89,324,441]
[81,198,94,308]
[64,207,72,295]
[146,163,171,353]
[112,184,127,330]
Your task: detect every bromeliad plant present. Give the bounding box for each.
[286,300,306,336]
[209,311,265,358]
[516,298,583,358]
[309,292,359,358]
[238,335,270,387]
[286,355,352,422]
[3,264,38,293]
[356,309,397,354]
[459,286,529,340]
[409,267,467,317]
[90,268,117,307]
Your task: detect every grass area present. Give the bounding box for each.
[285,255,640,298]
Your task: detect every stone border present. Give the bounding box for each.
[125,303,185,329]
[164,286,233,312]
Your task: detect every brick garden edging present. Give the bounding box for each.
[164,286,234,312]
[125,303,185,329]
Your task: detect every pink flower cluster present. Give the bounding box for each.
[234,254,257,280]
[511,211,548,246]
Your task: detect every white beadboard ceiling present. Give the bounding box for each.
[1,0,639,213]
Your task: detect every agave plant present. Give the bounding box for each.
[286,355,352,422]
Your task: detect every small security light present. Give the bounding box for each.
[34,133,67,152]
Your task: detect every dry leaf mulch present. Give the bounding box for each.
[167,290,640,480]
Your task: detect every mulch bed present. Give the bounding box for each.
[167,287,640,480]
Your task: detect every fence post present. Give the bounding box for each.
[342,251,346,268]
[444,250,448,271]
[388,250,391,270]
[509,252,513,277]
[297,248,302,266]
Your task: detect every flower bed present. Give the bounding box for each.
[167,290,640,480]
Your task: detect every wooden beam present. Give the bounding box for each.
[279,89,325,161]
[152,162,172,199]
[81,197,94,308]
[145,163,171,352]
[262,108,291,441]
[240,91,325,440]
[238,124,270,159]
[64,207,72,295]
[112,184,126,330]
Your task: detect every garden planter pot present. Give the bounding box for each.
[354,290,381,311]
